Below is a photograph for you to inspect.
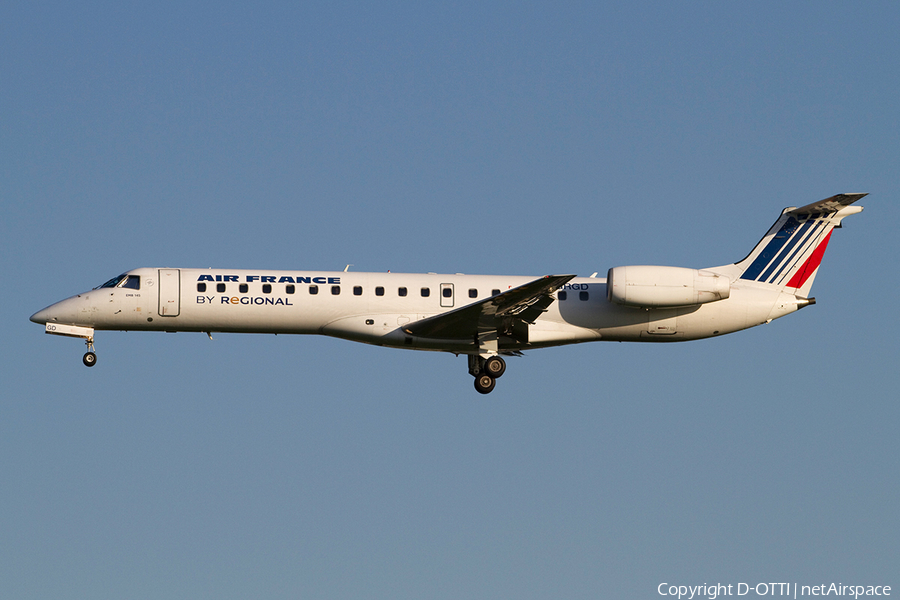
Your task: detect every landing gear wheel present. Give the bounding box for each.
[474,374,496,394]
[483,356,506,378]
[83,338,97,367]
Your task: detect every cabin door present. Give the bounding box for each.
[158,269,181,317]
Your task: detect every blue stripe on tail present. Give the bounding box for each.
[740,217,800,281]
[758,218,817,283]
[767,220,826,285]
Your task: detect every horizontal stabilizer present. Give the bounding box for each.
[788,193,867,216]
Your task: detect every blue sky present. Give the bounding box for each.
[2,2,898,598]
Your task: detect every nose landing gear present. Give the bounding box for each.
[83,338,97,367]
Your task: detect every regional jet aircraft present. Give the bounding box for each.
[31,194,865,393]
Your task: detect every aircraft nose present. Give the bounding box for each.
[30,295,90,326]
[30,307,51,324]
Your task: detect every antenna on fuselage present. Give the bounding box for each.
[344,264,353,272]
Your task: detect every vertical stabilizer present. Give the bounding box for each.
[733,193,865,297]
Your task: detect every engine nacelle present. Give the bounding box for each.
[606,266,731,308]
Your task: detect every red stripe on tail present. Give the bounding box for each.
[786,230,833,289]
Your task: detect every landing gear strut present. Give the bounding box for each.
[468,355,506,394]
[83,338,97,367]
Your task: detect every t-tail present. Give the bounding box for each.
[730,193,866,298]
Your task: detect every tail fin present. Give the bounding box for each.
[733,193,866,297]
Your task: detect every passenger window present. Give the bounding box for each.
[239,283,249,293]
[492,289,500,296]
[375,286,384,296]
[443,287,452,298]
[398,287,407,297]
[353,286,363,296]
[421,288,430,297]
[310,285,318,295]
[217,283,226,293]
[122,275,140,290]
[197,283,207,293]
[469,289,477,298]
[262,284,272,294]
[286,284,295,294]
[558,291,567,301]
[332,286,340,295]
[579,291,589,301]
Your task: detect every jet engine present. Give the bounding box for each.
[606,266,730,308]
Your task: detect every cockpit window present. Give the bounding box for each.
[98,274,128,289]
[97,273,140,290]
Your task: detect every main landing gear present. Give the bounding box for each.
[469,355,506,394]
[83,338,97,367]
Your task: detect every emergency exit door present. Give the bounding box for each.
[158,269,181,317]
[440,283,454,308]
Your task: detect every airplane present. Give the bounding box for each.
[31,193,865,394]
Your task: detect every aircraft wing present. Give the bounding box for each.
[789,193,867,216]
[402,274,576,340]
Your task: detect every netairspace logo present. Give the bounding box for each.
[657,583,891,600]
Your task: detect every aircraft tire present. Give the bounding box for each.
[474,374,495,394]
[484,356,506,378]
[83,351,97,367]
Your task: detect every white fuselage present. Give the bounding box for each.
[33,267,799,354]
[29,194,863,393]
